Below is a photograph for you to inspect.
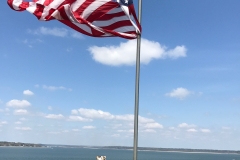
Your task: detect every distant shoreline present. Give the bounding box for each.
[0,141,43,148]
[84,146,240,155]
[138,149,240,155]
[1,141,239,155]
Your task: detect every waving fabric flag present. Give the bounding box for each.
[7,0,141,39]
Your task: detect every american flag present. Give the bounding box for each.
[7,0,141,39]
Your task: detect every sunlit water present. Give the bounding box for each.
[0,147,240,160]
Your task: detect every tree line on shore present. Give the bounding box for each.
[0,141,42,147]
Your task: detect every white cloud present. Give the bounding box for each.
[68,116,92,122]
[0,121,8,125]
[88,38,187,66]
[62,130,69,133]
[72,129,80,132]
[142,129,157,133]
[187,128,198,132]
[115,115,155,123]
[163,46,187,59]
[21,39,42,48]
[6,100,31,108]
[178,123,196,128]
[115,114,133,121]
[117,129,134,133]
[48,131,61,134]
[14,109,29,115]
[15,127,32,131]
[77,108,155,124]
[71,31,83,39]
[0,109,4,112]
[42,85,72,91]
[28,27,68,37]
[28,27,84,39]
[138,116,155,123]
[82,126,96,129]
[111,134,120,137]
[48,106,53,110]
[144,122,163,129]
[20,118,27,121]
[200,129,211,133]
[166,88,192,100]
[15,121,22,124]
[23,90,34,96]
[45,114,64,119]
[71,109,78,115]
[78,108,114,119]
[111,124,122,129]
[222,127,231,130]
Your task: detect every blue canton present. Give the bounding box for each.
[112,0,133,6]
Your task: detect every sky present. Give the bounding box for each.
[1,0,240,150]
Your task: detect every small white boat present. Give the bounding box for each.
[96,156,106,160]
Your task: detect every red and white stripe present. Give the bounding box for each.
[7,0,141,39]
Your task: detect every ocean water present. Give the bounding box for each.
[0,147,240,160]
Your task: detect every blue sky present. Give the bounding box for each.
[1,0,240,150]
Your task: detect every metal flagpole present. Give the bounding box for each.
[133,0,142,160]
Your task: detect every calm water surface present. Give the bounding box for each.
[0,147,240,160]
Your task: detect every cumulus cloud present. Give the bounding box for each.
[178,123,196,128]
[68,116,92,122]
[45,114,64,119]
[200,129,211,133]
[88,38,187,66]
[142,129,157,133]
[115,114,155,123]
[15,121,22,124]
[82,126,96,129]
[14,109,29,115]
[6,100,31,108]
[28,27,68,37]
[0,121,8,126]
[48,131,61,134]
[20,117,27,121]
[111,124,122,129]
[78,108,114,119]
[23,90,34,96]
[71,109,78,115]
[71,31,83,39]
[143,122,163,129]
[111,134,120,137]
[187,128,198,132]
[77,108,156,124]
[42,85,72,92]
[28,27,83,39]
[15,127,32,131]
[48,106,53,110]
[166,88,192,100]
[74,108,163,131]
[117,129,134,133]
[222,127,231,130]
